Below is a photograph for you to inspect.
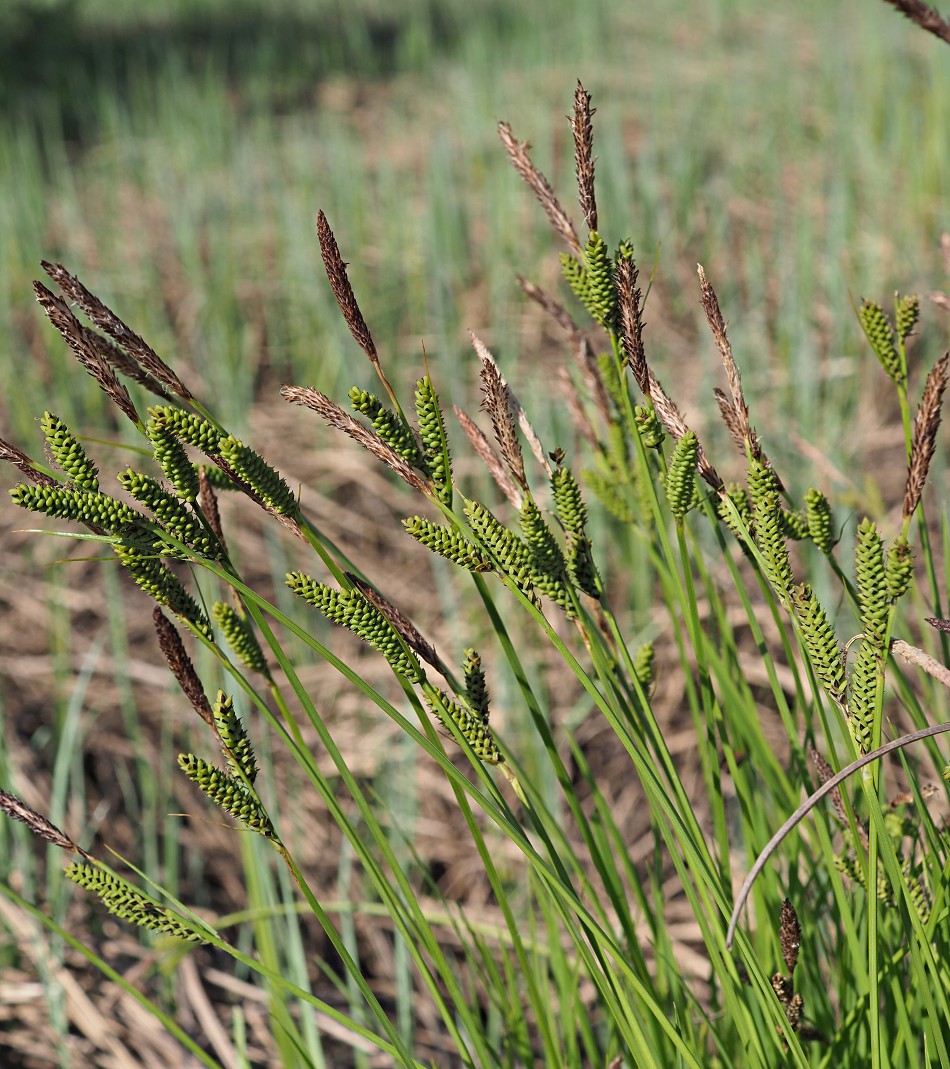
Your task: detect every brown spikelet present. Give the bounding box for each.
[41,262,191,400]
[615,255,647,395]
[517,276,584,342]
[153,608,215,729]
[198,469,226,553]
[927,616,950,633]
[498,122,582,257]
[648,371,722,489]
[699,264,760,460]
[571,336,613,424]
[471,333,528,493]
[570,81,598,232]
[281,386,429,495]
[453,406,524,509]
[34,282,141,425]
[903,351,949,518]
[0,438,56,487]
[316,213,376,360]
[714,388,745,452]
[881,0,950,46]
[0,788,84,855]
[811,747,867,847]
[346,573,442,673]
[559,369,598,446]
[930,290,950,314]
[779,898,802,975]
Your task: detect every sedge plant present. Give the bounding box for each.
[5,17,950,1068]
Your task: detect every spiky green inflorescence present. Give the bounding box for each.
[746,458,781,505]
[551,465,588,536]
[463,649,490,725]
[855,518,888,649]
[113,545,213,639]
[581,231,617,329]
[752,490,794,603]
[858,300,903,387]
[463,500,537,597]
[146,418,199,501]
[885,534,914,602]
[212,602,268,675]
[634,405,665,448]
[149,406,222,456]
[117,469,219,559]
[804,487,834,554]
[426,689,501,764]
[665,430,699,519]
[718,482,754,551]
[519,498,571,608]
[792,583,846,707]
[286,572,425,683]
[10,483,152,545]
[212,691,258,784]
[414,375,453,507]
[895,293,920,342]
[633,642,655,690]
[847,639,880,754]
[217,436,298,516]
[64,863,207,942]
[834,850,891,905]
[402,516,492,572]
[178,753,274,835]
[779,508,809,541]
[349,386,423,468]
[560,252,589,305]
[41,412,99,491]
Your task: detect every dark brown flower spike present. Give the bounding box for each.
[778,898,802,975]
[0,788,87,856]
[0,438,56,487]
[647,369,722,490]
[882,0,950,46]
[903,350,949,518]
[471,333,528,493]
[153,608,215,729]
[198,468,226,552]
[569,80,597,232]
[616,255,648,395]
[453,406,524,509]
[346,573,443,674]
[41,261,190,400]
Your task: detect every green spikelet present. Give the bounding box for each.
[212,691,258,784]
[463,501,537,597]
[113,545,212,639]
[895,293,920,342]
[149,406,222,455]
[10,484,152,544]
[804,488,834,554]
[212,602,268,674]
[885,534,914,602]
[903,859,930,923]
[779,508,809,541]
[665,431,699,518]
[855,518,888,649]
[463,649,490,725]
[634,405,665,448]
[178,753,274,836]
[858,300,903,386]
[286,573,425,683]
[582,232,617,329]
[65,863,207,942]
[402,516,492,572]
[792,583,846,706]
[847,640,879,754]
[217,436,298,516]
[414,375,453,507]
[551,465,588,536]
[41,412,99,491]
[746,459,782,505]
[117,469,218,558]
[196,463,235,491]
[147,418,199,501]
[349,387,422,467]
[718,483,754,551]
[566,534,599,598]
[519,498,571,608]
[752,491,794,602]
[633,642,655,690]
[560,253,589,304]
[426,689,502,764]
[583,462,636,523]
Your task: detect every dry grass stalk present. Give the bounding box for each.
[882,0,950,45]
[34,283,141,425]
[198,469,226,551]
[153,607,215,729]
[346,573,443,673]
[698,264,760,460]
[453,406,524,509]
[647,370,722,489]
[41,262,191,401]
[471,333,529,492]
[570,80,598,232]
[903,350,950,518]
[281,385,429,495]
[0,438,56,487]
[615,256,648,395]
[893,635,950,689]
[517,276,584,343]
[0,789,85,856]
[497,122,582,257]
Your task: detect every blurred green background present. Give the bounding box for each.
[2,0,949,475]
